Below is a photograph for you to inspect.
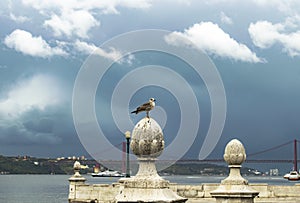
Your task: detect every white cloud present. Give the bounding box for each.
[44,10,99,39]
[74,40,98,54]
[74,40,137,64]
[4,29,67,58]
[249,20,300,57]
[21,0,151,13]
[220,12,233,25]
[0,74,65,118]
[21,0,151,38]
[166,22,264,63]
[252,0,300,15]
[94,47,123,61]
[9,13,30,23]
[74,40,123,61]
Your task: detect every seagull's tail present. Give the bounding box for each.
[131,110,138,114]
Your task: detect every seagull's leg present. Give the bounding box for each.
[146,111,151,123]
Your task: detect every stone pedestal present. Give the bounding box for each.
[115,118,187,203]
[210,139,259,203]
[68,161,86,200]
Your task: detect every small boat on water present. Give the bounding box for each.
[91,170,125,177]
[284,171,300,181]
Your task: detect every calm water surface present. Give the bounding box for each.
[0,175,297,203]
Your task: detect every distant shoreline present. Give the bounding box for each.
[0,155,275,176]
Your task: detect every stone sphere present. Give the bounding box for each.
[130,118,164,158]
[223,139,246,165]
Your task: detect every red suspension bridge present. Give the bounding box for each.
[93,139,300,172]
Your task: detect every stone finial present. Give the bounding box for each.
[221,139,248,185]
[116,117,187,203]
[130,118,164,158]
[69,161,86,200]
[210,139,259,203]
[74,161,81,170]
[223,139,246,166]
[73,161,82,177]
[69,160,86,184]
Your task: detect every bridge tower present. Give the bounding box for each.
[294,139,298,172]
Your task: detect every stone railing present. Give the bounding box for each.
[177,183,300,203]
[68,122,300,203]
[68,181,300,203]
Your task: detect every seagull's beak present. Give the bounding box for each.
[153,99,156,101]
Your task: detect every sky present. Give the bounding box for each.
[1,0,300,170]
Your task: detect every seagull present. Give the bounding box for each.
[131,98,156,118]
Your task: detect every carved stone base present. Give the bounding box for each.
[213,197,257,203]
[211,185,259,202]
[116,178,187,203]
[210,139,259,203]
[115,158,186,203]
[211,176,259,203]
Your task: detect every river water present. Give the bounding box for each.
[0,175,297,203]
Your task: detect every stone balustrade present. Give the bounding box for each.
[68,181,300,203]
[68,119,300,203]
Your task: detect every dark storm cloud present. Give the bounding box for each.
[0,109,61,145]
[0,104,90,157]
[23,118,54,134]
[209,56,300,160]
[0,123,60,145]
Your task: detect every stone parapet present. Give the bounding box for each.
[68,128,299,203]
[120,176,169,188]
[69,183,119,203]
[69,182,300,203]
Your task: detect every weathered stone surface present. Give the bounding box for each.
[223,139,246,166]
[210,139,259,203]
[68,161,87,201]
[130,118,164,158]
[116,117,186,203]
[69,181,300,203]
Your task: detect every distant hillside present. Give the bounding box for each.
[0,155,260,176]
[160,162,261,176]
[0,155,95,174]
